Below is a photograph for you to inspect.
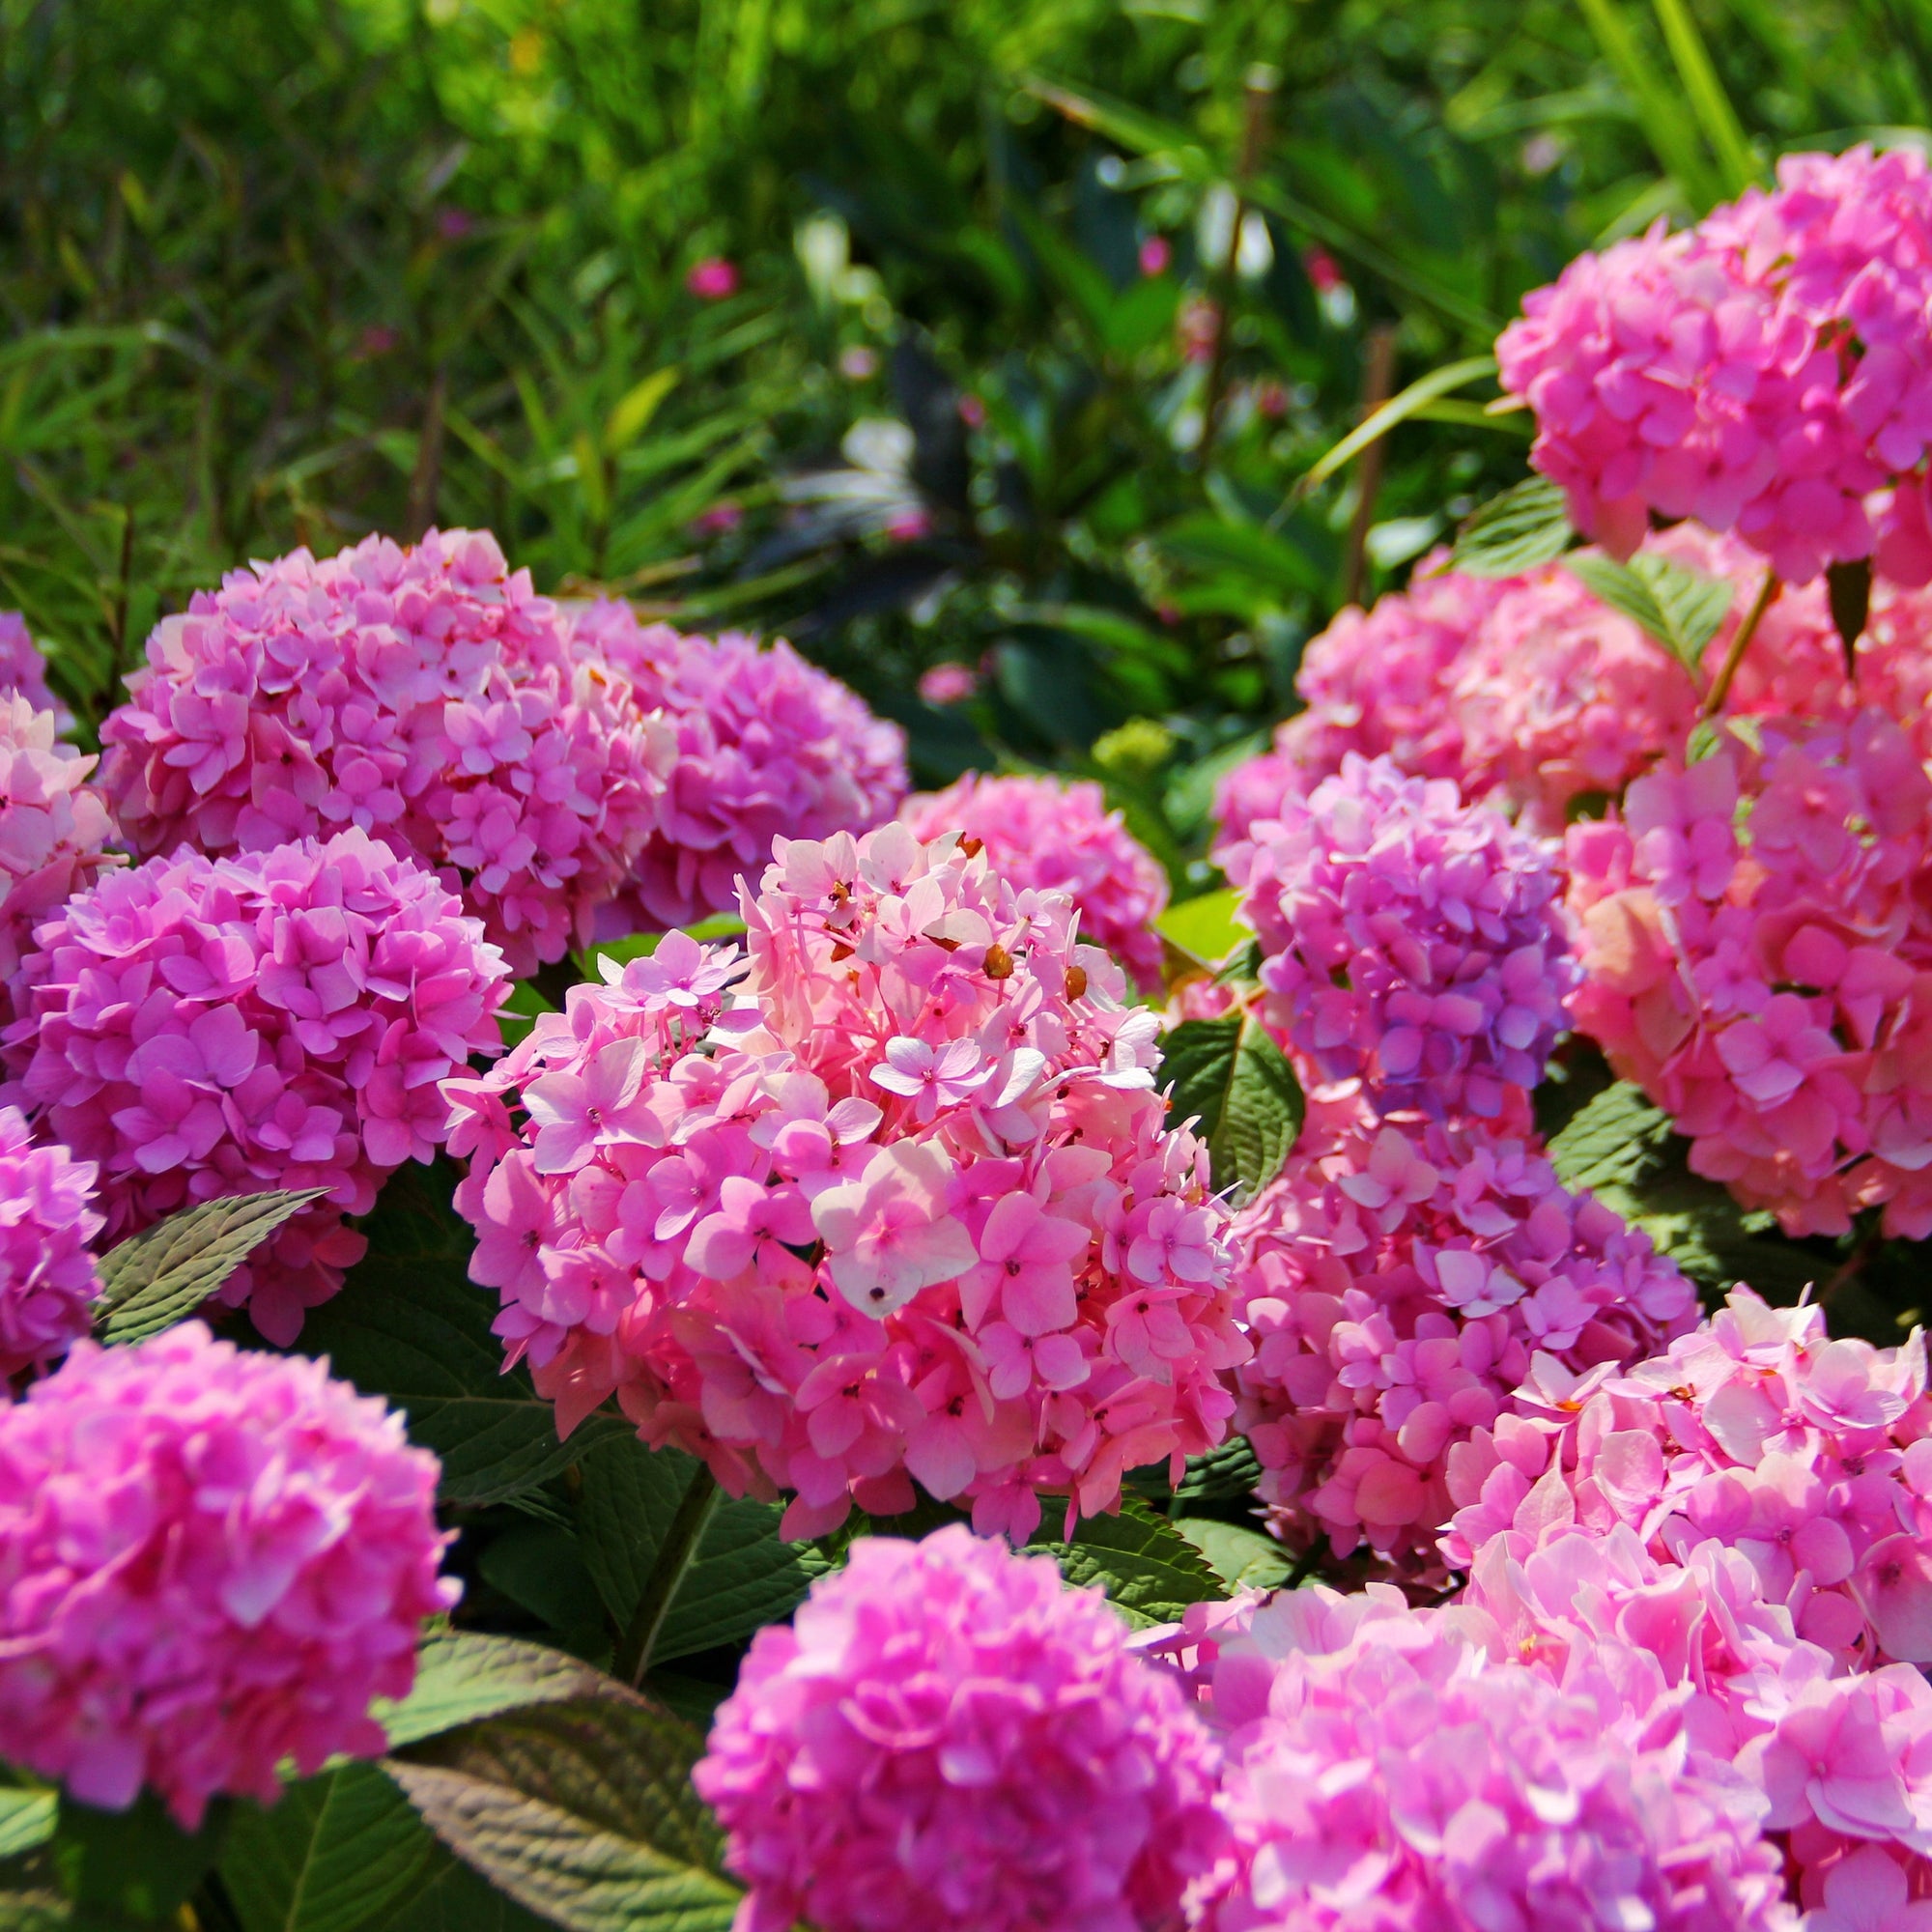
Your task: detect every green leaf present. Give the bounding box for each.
[379,1845,556,1932]
[1156,514,1326,599]
[50,1792,227,1922]
[1568,550,1734,674]
[386,1695,742,1932]
[1159,1014,1304,1200]
[1174,1518,1294,1592]
[377,1634,619,1752]
[218,1764,437,1932]
[0,1889,67,1930]
[298,1164,628,1507]
[1175,1437,1264,1504]
[1296,355,1498,496]
[1449,473,1575,577]
[1033,1497,1227,1627]
[96,1188,328,1345]
[0,1787,56,1861]
[577,1435,835,1664]
[1155,888,1245,968]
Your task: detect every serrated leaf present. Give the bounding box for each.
[387,1696,742,1932]
[298,1164,630,1507]
[379,1845,556,1932]
[1567,551,1733,674]
[1033,1497,1227,1627]
[96,1188,328,1345]
[219,1764,437,1932]
[1159,1014,1304,1200]
[1175,1437,1264,1503]
[1449,473,1574,577]
[576,1436,835,1663]
[1827,556,1871,677]
[1174,1518,1294,1592]
[0,1787,56,1861]
[377,1634,620,1751]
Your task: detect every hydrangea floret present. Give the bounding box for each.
[445,823,1246,1542]
[99,529,667,975]
[569,600,907,931]
[900,772,1169,989]
[694,1524,1226,1932]
[0,1104,102,1380]
[0,612,72,732]
[1230,753,1578,1122]
[1566,708,1932,1236]
[0,1321,456,1827]
[7,829,510,1343]
[1233,1113,1698,1577]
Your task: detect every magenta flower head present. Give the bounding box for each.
[0,613,72,732]
[693,1524,1226,1932]
[1499,146,1932,583]
[446,822,1246,1542]
[0,696,118,1014]
[570,602,907,931]
[98,528,667,975]
[900,773,1170,990]
[685,256,739,300]
[916,661,978,706]
[8,829,510,1344]
[1234,1113,1697,1579]
[1235,753,1577,1122]
[0,1104,102,1380]
[1193,1583,1791,1932]
[0,1321,457,1828]
[1568,707,1932,1237]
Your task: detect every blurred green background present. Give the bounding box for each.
[2,0,1921,885]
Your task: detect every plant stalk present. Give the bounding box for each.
[1341,325,1400,607]
[616,1464,721,1687]
[1702,564,1780,716]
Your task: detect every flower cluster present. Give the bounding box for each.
[0,612,71,731]
[1566,708,1932,1237]
[1444,1287,1932,1669]
[0,1321,456,1828]
[1233,1115,1698,1576]
[569,600,907,931]
[1190,1582,1791,1932]
[1231,754,1577,1122]
[99,528,667,975]
[0,696,118,1009]
[1498,146,1932,583]
[900,773,1169,989]
[7,829,510,1344]
[695,1525,1226,1932]
[447,823,1246,1542]
[0,1105,102,1380]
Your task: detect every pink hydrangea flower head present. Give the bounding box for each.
[1192,1581,1792,1932]
[694,1524,1225,1932]
[917,662,978,706]
[686,257,739,300]
[1234,1113,1697,1578]
[900,774,1170,990]
[1444,1286,1932,1672]
[570,602,908,931]
[0,696,118,1014]
[7,829,510,1343]
[99,528,667,975]
[1500,148,1932,584]
[1236,753,1578,1122]
[1566,707,1932,1236]
[447,822,1246,1540]
[0,613,71,732]
[0,1104,102,1379]
[0,1321,457,1828]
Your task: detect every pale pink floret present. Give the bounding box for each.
[0,1104,102,1379]
[0,612,72,732]
[99,529,666,975]
[570,600,906,931]
[694,1525,1227,1932]
[445,824,1246,1541]
[1236,753,1577,1123]
[1567,707,1932,1237]
[7,830,510,1343]
[1233,1114,1696,1579]
[0,1321,457,1828]
[900,773,1169,989]
[1190,1582,1792,1932]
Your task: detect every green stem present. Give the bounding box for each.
[615,1465,721,1688]
[1702,565,1780,716]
